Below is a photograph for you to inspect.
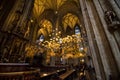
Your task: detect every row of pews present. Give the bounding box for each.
[59,69,76,80]
[40,68,76,80]
[0,63,78,80]
[0,63,40,80]
[0,69,40,80]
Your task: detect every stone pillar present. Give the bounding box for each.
[16,0,34,30]
[79,0,103,80]
[114,31,120,48]
[108,0,120,20]
[2,0,21,31]
[84,0,111,79]
[93,0,120,74]
[0,0,35,62]
[2,0,34,36]
[14,0,34,36]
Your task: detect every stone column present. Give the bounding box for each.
[17,0,33,28]
[15,0,34,36]
[2,0,21,31]
[109,0,120,20]
[84,0,111,79]
[79,0,103,80]
[93,0,120,73]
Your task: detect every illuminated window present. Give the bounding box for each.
[75,25,80,35]
[39,35,44,42]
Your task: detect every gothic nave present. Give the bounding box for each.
[0,0,120,80]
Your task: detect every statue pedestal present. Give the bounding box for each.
[108,21,120,32]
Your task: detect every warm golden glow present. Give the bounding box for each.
[33,0,67,20]
[80,59,85,63]
[33,0,86,63]
[41,33,86,59]
[25,45,38,57]
[38,20,52,37]
[80,72,84,76]
[62,13,80,31]
[38,28,47,37]
[30,19,34,23]
[42,73,48,76]
[33,0,81,38]
[40,20,52,33]
[33,0,45,19]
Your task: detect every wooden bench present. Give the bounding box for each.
[40,65,68,72]
[40,69,66,80]
[59,69,75,80]
[0,63,29,72]
[0,63,40,80]
[56,69,66,75]
[0,68,40,80]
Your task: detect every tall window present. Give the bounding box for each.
[75,25,83,51]
[75,25,80,35]
[39,35,44,42]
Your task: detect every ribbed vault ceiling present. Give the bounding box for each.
[33,0,80,17]
[33,0,81,38]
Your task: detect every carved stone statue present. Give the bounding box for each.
[105,10,116,24]
[104,10,120,32]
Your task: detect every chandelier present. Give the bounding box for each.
[41,27,84,55]
[42,27,61,51]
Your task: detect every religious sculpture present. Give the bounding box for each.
[105,10,116,24]
[104,10,120,32]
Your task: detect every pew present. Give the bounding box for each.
[40,65,68,72]
[0,69,40,80]
[40,69,66,80]
[0,63,40,80]
[59,69,76,80]
[0,63,29,72]
[40,71,57,80]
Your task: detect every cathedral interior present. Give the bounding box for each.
[0,0,120,80]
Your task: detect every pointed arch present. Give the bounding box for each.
[75,24,81,35]
[62,13,80,32]
[37,19,53,39]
